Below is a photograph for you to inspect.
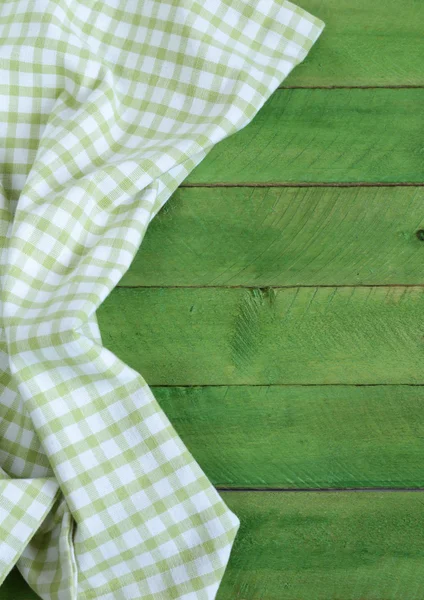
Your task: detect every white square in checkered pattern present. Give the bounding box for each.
[0,0,324,597]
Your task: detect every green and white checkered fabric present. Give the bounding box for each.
[0,1,324,598]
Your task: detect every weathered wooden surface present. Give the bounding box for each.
[184,89,424,184]
[217,492,424,599]
[152,384,424,488]
[282,0,424,87]
[5,1,424,597]
[98,286,424,386]
[6,492,424,600]
[120,185,424,287]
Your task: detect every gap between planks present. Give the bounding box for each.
[217,487,424,492]
[118,284,424,289]
[150,383,424,388]
[181,182,424,188]
[153,384,424,388]
[279,85,424,89]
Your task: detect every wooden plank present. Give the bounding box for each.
[5,492,424,600]
[120,186,424,287]
[1,569,36,600]
[282,0,424,87]
[152,384,424,488]
[217,491,424,599]
[183,89,424,185]
[98,286,424,386]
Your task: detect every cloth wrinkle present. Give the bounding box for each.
[0,1,324,598]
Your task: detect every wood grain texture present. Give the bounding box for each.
[120,186,424,287]
[4,2,424,597]
[217,491,424,599]
[184,89,424,185]
[98,286,424,385]
[5,491,424,600]
[152,384,424,488]
[282,0,424,87]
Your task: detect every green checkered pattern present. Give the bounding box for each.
[0,1,324,598]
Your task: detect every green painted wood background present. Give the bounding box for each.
[5,0,424,598]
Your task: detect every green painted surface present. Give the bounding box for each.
[185,89,424,184]
[98,286,424,386]
[218,492,424,599]
[120,186,424,287]
[152,384,424,488]
[5,2,424,597]
[282,0,424,87]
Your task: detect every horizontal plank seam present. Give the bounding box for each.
[181,182,424,188]
[217,487,424,492]
[117,284,424,289]
[278,85,424,90]
[150,383,424,388]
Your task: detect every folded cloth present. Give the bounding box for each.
[0,1,324,598]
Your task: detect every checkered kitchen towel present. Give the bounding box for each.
[0,1,324,598]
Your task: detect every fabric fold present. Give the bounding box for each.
[0,472,60,585]
[0,1,324,598]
